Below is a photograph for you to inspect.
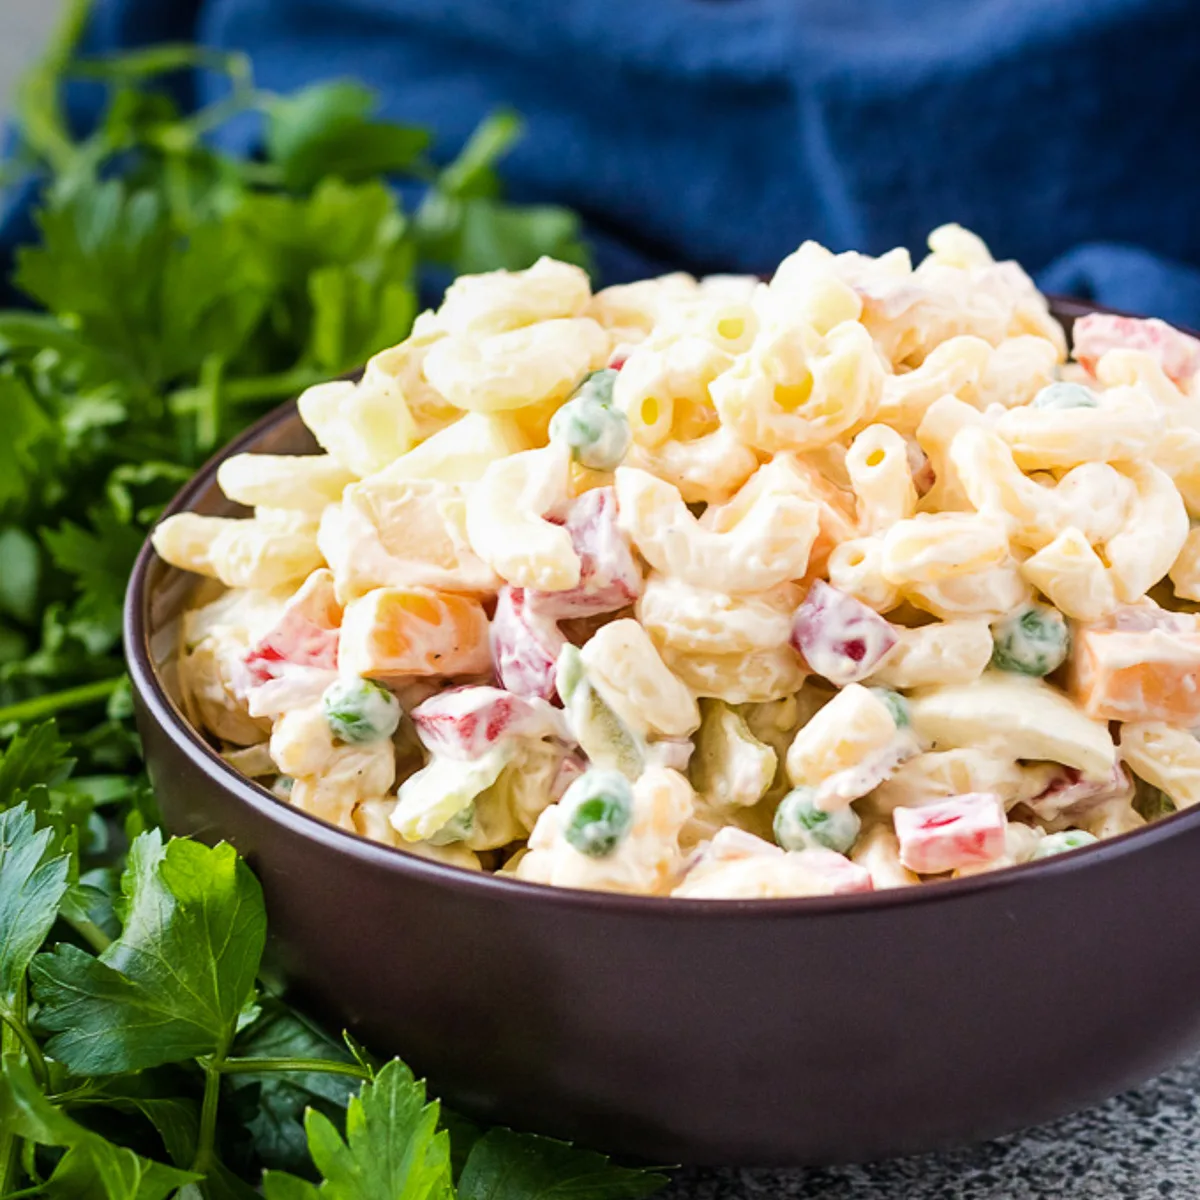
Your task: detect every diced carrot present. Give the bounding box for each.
[1069,608,1200,724]
[340,587,492,680]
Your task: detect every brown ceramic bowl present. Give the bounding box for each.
[125,299,1200,1166]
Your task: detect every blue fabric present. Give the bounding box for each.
[7,0,1200,324]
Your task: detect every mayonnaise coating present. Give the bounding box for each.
[156,232,1200,898]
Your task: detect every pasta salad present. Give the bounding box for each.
[152,225,1200,899]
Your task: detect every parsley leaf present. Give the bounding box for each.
[457,1131,669,1200]
[0,525,41,625]
[94,1085,201,1169]
[0,802,70,1005]
[15,183,176,394]
[266,81,431,193]
[261,1059,453,1200]
[0,374,57,515]
[42,507,146,649]
[225,999,362,1174]
[0,1055,200,1199]
[31,832,267,1072]
[0,720,75,810]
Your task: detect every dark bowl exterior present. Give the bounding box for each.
[125,300,1200,1166]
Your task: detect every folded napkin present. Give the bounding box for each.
[6,0,1200,324]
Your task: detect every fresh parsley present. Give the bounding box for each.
[32,833,267,1075]
[0,760,669,1198]
[0,3,670,1197]
[261,1060,453,1200]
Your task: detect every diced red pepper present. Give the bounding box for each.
[791,580,899,685]
[526,487,642,619]
[893,793,1007,874]
[412,685,567,759]
[491,587,566,701]
[1073,313,1200,387]
[242,570,341,688]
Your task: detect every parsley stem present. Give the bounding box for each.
[0,1143,16,1198]
[215,1055,372,1081]
[224,364,328,408]
[12,0,92,175]
[0,677,125,726]
[183,88,270,141]
[63,914,112,955]
[0,1008,47,1089]
[44,1082,98,1106]
[0,982,35,1193]
[0,1184,48,1200]
[193,1058,223,1175]
[168,364,328,419]
[222,365,330,405]
[0,1006,22,1196]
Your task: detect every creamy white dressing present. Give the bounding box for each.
[161,232,1200,897]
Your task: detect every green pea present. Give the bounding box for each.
[1032,830,1099,859]
[990,604,1070,676]
[562,769,635,857]
[322,676,402,744]
[573,368,618,407]
[773,786,861,855]
[869,687,910,729]
[550,380,630,470]
[1032,382,1098,410]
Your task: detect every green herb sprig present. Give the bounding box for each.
[0,0,588,736]
[0,6,670,1197]
[0,735,668,1197]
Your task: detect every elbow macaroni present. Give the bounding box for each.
[710,319,884,453]
[846,424,918,533]
[1119,723,1200,811]
[614,465,820,593]
[467,445,580,591]
[424,317,609,413]
[155,233,1200,897]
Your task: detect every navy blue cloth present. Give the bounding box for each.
[7,0,1200,322]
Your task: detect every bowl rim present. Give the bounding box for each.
[123,297,1200,918]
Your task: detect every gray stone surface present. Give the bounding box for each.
[662,1057,1200,1198]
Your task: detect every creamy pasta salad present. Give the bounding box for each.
[152,224,1200,899]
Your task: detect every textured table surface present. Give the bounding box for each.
[662,1056,1199,1199]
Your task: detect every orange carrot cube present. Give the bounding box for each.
[1069,608,1200,724]
[339,587,492,680]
